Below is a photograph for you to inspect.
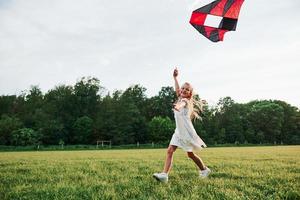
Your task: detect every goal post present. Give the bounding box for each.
[96,140,112,148]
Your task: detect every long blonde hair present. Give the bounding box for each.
[181,82,204,120]
[190,92,204,120]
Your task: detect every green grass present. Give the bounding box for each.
[0,146,299,200]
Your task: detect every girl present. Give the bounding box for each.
[153,68,211,183]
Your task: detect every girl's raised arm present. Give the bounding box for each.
[173,68,180,97]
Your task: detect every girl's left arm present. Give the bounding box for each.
[173,100,187,111]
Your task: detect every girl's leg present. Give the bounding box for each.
[163,145,177,174]
[187,152,206,170]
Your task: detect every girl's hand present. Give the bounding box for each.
[173,103,180,111]
[173,101,186,111]
[173,68,178,78]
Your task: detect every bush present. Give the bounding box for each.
[11,128,38,146]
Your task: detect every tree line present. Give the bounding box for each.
[0,77,299,146]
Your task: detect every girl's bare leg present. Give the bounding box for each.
[163,145,177,173]
[187,152,206,170]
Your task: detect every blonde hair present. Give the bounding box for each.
[190,91,204,120]
[181,82,204,120]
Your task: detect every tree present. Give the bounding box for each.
[1,75,300,146]
[272,100,300,144]
[247,101,284,143]
[0,95,18,116]
[0,115,23,145]
[112,91,146,144]
[145,86,177,120]
[21,86,44,128]
[148,116,175,143]
[120,85,148,143]
[122,85,147,113]
[39,119,65,145]
[73,77,103,118]
[214,97,244,143]
[72,116,94,144]
[11,128,37,146]
[94,94,116,142]
[44,85,75,143]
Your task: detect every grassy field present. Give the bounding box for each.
[0,146,299,200]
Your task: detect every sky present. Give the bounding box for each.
[0,0,299,108]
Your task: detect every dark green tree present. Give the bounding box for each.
[215,97,244,143]
[43,85,75,143]
[72,116,94,144]
[0,115,23,145]
[272,100,300,144]
[247,101,284,143]
[73,77,103,118]
[148,116,175,143]
[0,95,18,116]
[145,86,177,121]
[39,119,65,145]
[20,86,44,129]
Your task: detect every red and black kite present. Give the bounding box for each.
[190,0,244,42]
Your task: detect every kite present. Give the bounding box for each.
[190,0,244,42]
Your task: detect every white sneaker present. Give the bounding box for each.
[153,172,168,183]
[199,167,211,178]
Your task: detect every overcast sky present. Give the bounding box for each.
[0,0,299,107]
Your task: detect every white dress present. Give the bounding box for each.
[169,99,207,152]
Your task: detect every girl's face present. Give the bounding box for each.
[180,83,192,98]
